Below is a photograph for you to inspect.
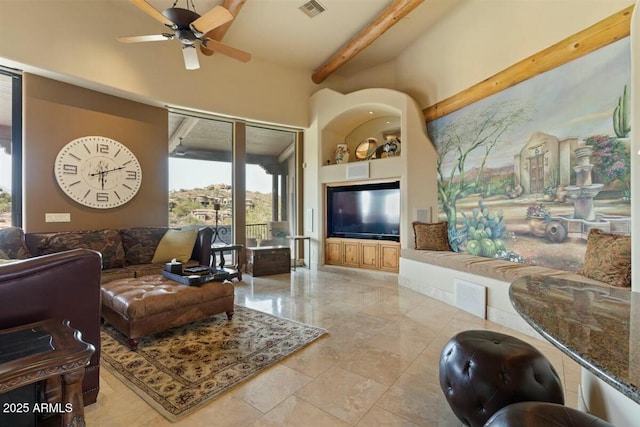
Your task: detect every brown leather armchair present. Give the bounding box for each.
[0,249,102,405]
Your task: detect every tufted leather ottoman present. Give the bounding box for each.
[483,402,615,427]
[439,330,564,427]
[101,275,235,350]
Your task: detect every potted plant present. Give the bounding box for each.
[526,204,550,237]
[543,185,556,201]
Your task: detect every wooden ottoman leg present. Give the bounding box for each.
[226,311,234,320]
[127,338,140,351]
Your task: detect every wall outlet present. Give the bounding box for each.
[45,213,71,223]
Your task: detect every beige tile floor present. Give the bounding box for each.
[85,268,581,426]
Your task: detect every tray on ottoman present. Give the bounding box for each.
[161,268,230,285]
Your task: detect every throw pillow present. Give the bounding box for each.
[120,227,168,265]
[0,227,32,259]
[412,221,451,251]
[580,229,631,287]
[37,229,126,269]
[151,228,199,263]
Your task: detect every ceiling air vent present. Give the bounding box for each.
[299,0,326,18]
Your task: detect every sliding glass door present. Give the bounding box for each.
[167,111,299,248]
[0,69,21,228]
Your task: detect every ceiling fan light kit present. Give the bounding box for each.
[182,45,199,70]
[119,0,251,70]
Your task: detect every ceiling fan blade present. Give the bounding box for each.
[182,45,200,70]
[200,0,247,57]
[190,5,233,35]
[130,0,175,27]
[117,34,174,43]
[200,44,214,56]
[203,38,251,63]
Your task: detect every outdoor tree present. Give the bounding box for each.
[430,99,530,250]
[0,191,10,213]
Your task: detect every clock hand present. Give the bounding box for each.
[89,166,124,177]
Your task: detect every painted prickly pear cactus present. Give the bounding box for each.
[456,200,509,258]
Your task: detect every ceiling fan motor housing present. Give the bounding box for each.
[162,7,204,43]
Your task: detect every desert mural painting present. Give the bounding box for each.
[427,37,631,272]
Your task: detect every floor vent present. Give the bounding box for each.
[299,0,326,18]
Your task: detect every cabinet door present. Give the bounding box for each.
[326,240,343,265]
[360,242,379,270]
[379,243,399,272]
[343,241,360,267]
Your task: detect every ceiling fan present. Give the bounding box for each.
[118,0,251,70]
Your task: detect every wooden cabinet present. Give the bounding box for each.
[326,240,343,265]
[343,240,360,267]
[325,238,399,273]
[379,243,400,272]
[360,241,379,270]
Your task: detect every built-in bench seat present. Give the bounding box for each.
[398,248,612,337]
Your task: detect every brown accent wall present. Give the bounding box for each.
[23,74,168,232]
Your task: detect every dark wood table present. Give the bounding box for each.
[0,318,95,427]
[210,243,243,281]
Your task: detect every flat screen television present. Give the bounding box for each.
[327,181,400,241]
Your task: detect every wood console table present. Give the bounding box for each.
[289,235,311,271]
[0,318,95,427]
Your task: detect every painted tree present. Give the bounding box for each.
[430,100,530,250]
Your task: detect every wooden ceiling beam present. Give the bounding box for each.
[311,0,424,84]
[201,0,247,56]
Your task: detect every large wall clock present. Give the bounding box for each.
[54,136,142,209]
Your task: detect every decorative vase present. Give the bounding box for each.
[335,144,350,164]
[528,217,547,237]
[556,185,568,203]
[384,136,401,157]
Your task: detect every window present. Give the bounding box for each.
[0,69,22,228]
[167,111,299,247]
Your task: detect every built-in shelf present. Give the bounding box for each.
[307,88,438,270]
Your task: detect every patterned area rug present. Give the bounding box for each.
[100,306,326,421]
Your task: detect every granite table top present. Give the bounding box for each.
[510,275,639,404]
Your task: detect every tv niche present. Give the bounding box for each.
[327,181,400,242]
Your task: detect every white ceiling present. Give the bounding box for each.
[0,0,462,158]
[130,0,461,76]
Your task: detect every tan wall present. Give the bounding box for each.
[23,74,168,232]
[0,1,329,128]
[344,0,634,106]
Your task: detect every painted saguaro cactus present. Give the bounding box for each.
[613,84,631,138]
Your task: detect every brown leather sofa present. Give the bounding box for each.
[0,249,102,406]
[24,226,213,283]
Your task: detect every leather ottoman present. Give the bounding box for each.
[439,330,564,427]
[484,402,615,427]
[101,275,235,350]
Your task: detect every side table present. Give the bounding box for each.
[0,318,95,427]
[210,244,244,281]
[288,236,311,271]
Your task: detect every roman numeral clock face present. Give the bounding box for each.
[54,136,142,209]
